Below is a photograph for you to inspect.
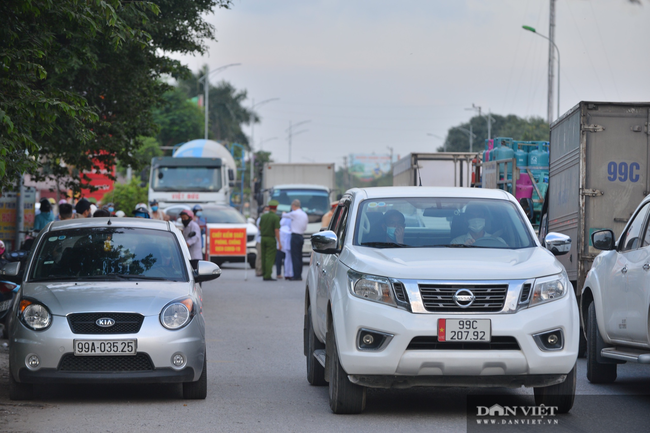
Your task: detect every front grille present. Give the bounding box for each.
[419,284,508,312]
[247,234,255,243]
[519,283,532,303]
[58,353,154,372]
[407,336,520,350]
[393,282,408,302]
[67,313,144,334]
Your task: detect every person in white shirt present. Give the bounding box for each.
[276,217,293,279]
[282,199,308,281]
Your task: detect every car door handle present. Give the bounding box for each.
[622,266,628,274]
[316,262,320,267]
[644,263,650,271]
[322,269,326,274]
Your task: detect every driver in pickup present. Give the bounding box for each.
[452,204,505,246]
[382,210,406,244]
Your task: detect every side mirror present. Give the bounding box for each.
[311,230,338,254]
[592,229,615,251]
[519,198,534,222]
[0,261,20,277]
[228,169,235,181]
[545,232,571,256]
[194,260,222,283]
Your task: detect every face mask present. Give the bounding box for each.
[151,206,158,212]
[195,211,203,217]
[468,218,485,233]
[386,227,397,240]
[108,207,114,213]
[182,219,190,227]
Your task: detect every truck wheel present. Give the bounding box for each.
[305,306,327,386]
[533,362,576,414]
[587,302,617,383]
[182,355,207,399]
[9,363,34,401]
[327,318,366,414]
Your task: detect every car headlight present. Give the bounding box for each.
[348,271,397,307]
[160,298,195,330]
[529,271,569,307]
[19,299,52,331]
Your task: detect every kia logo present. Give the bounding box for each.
[96,318,116,327]
[453,289,475,308]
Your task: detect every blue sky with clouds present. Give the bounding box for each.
[174,0,650,166]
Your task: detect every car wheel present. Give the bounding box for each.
[248,254,256,269]
[182,355,207,399]
[9,363,34,401]
[533,362,576,414]
[305,306,327,386]
[586,302,617,383]
[327,318,366,414]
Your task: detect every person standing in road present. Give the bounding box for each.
[193,205,207,248]
[277,217,293,279]
[282,199,308,281]
[74,198,92,218]
[34,199,55,231]
[149,200,169,221]
[179,209,202,260]
[255,206,269,277]
[259,200,281,281]
[58,204,74,221]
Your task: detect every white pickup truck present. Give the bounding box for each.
[582,193,650,383]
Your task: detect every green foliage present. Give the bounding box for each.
[439,115,549,152]
[154,87,204,147]
[0,0,233,192]
[116,137,164,177]
[178,68,259,148]
[101,179,149,216]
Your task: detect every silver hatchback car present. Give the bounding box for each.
[3,217,221,400]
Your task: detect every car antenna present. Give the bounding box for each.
[107,218,112,225]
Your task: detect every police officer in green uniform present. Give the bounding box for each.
[259,200,282,281]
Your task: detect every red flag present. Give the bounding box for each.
[438,319,446,342]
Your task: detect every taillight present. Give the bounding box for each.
[0,282,17,294]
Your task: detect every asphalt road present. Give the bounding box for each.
[1,263,650,432]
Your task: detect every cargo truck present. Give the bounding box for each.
[392,153,477,187]
[260,163,336,257]
[539,101,650,299]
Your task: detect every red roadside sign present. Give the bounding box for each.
[208,227,247,257]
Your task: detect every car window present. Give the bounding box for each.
[335,206,349,250]
[621,202,650,252]
[29,228,188,282]
[329,204,345,232]
[353,197,535,249]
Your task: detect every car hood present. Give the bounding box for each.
[339,246,563,281]
[21,281,192,316]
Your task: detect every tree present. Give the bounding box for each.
[101,178,149,216]
[1,0,233,193]
[154,87,204,148]
[438,115,549,152]
[178,68,259,148]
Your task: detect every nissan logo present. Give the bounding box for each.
[96,318,116,328]
[453,289,476,308]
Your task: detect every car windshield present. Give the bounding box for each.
[353,197,535,249]
[203,207,246,224]
[271,189,330,223]
[29,228,188,282]
[152,166,222,192]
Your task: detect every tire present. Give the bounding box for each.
[533,362,576,414]
[183,355,207,399]
[586,302,617,383]
[577,329,587,359]
[248,255,256,269]
[327,318,366,414]
[9,364,34,401]
[305,307,327,386]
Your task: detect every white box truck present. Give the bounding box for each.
[392,153,477,187]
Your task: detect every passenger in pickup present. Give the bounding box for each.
[451,204,506,246]
[382,210,406,244]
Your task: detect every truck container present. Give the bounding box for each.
[540,101,650,294]
[392,153,476,187]
[261,163,336,192]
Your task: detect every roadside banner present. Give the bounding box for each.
[207,224,249,280]
[0,190,36,249]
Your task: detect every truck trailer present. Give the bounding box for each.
[392,153,477,187]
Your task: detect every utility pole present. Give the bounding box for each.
[466,103,495,140]
[387,146,394,173]
[286,120,310,163]
[198,63,241,140]
[249,98,278,217]
[547,0,556,123]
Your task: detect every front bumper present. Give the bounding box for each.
[332,289,579,383]
[10,313,205,384]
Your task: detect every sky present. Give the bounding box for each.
[173,0,650,168]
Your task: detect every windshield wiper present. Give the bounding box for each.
[445,244,480,248]
[80,274,171,281]
[360,242,408,248]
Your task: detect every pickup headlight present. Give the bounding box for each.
[160,297,195,330]
[19,299,52,331]
[529,271,570,307]
[348,271,397,307]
